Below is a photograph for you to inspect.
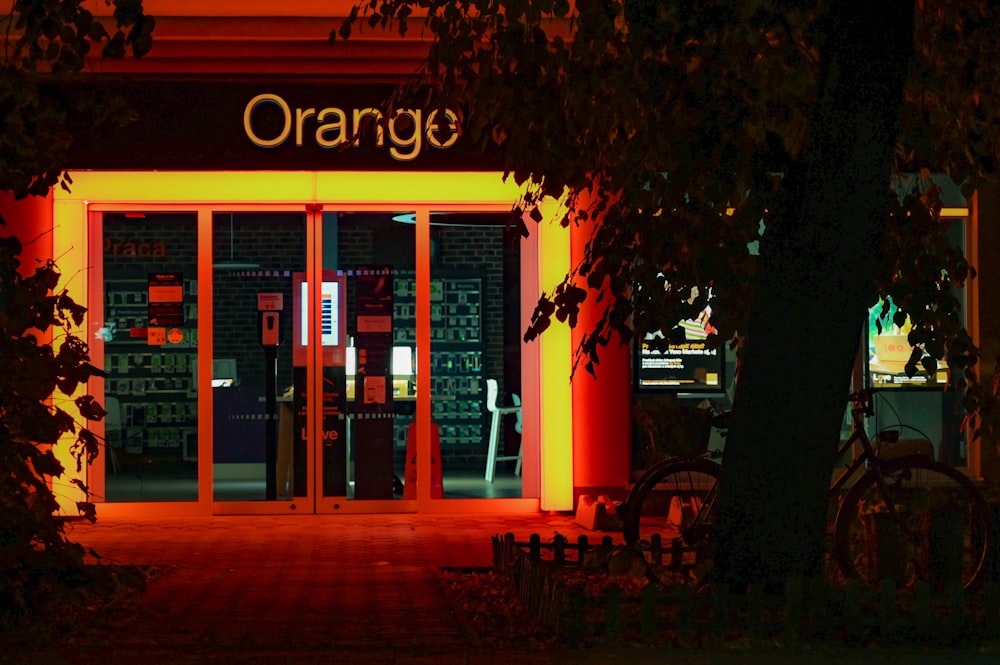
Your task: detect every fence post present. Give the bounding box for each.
[565,583,587,647]
[529,533,541,559]
[806,577,828,641]
[577,535,589,566]
[640,583,660,640]
[747,583,764,640]
[784,575,804,643]
[674,584,694,638]
[986,582,1000,642]
[913,580,931,640]
[554,534,566,565]
[651,533,663,568]
[670,537,683,570]
[877,578,895,640]
[605,584,625,640]
[945,581,964,644]
[711,583,729,640]
[844,578,863,638]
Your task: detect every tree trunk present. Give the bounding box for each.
[712,0,916,591]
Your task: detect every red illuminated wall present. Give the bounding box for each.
[570,216,632,502]
[0,192,54,279]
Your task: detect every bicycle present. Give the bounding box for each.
[617,389,992,590]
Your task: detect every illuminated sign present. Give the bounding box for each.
[868,298,949,389]
[636,285,725,393]
[293,271,347,367]
[243,93,461,162]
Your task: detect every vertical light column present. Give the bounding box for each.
[307,208,321,506]
[51,198,89,515]
[570,208,632,499]
[197,208,214,505]
[536,202,573,511]
[415,207,432,503]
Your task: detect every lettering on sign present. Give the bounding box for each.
[243,93,461,162]
[104,239,167,257]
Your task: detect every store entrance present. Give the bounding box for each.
[210,210,419,512]
[89,200,531,516]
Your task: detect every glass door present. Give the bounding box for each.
[93,212,201,503]
[210,208,420,513]
[315,211,419,512]
[211,211,309,507]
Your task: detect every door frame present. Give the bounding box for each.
[65,171,556,519]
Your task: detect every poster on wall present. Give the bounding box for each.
[867,298,949,389]
[148,272,184,326]
[636,285,725,393]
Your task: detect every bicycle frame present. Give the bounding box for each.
[830,391,881,495]
[642,390,892,544]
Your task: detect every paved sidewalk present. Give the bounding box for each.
[5,513,998,664]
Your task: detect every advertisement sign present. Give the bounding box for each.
[868,298,948,389]
[148,272,184,327]
[636,286,725,393]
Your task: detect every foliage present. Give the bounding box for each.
[0,227,106,628]
[1,1,154,198]
[336,0,998,390]
[1,0,152,630]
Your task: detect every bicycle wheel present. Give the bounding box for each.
[621,457,721,547]
[833,455,991,591]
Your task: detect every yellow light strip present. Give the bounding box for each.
[51,199,93,515]
[940,207,969,217]
[53,170,571,513]
[537,200,573,511]
[60,171,523,207]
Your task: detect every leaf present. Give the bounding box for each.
[77,501,98,523]
[75,394,107,421]
[31,449,65,478]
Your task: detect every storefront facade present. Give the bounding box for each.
[3,3,989,519]
[0,3,633,517]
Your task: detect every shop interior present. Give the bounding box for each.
[98,209,526,505]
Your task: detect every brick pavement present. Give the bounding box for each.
[17,513,598,662]
[5,513,998,664]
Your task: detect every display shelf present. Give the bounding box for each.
[104,278,199,457]
[392,271,485,448]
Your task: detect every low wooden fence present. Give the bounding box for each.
[492,532,1000,647]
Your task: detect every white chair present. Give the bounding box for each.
[485,378,522,483]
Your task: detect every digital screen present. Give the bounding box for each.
[636,286,724,392]
[292,271,346,367]
[300,280,341,347]
[868,298,948,389]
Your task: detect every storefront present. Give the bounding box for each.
[2,4,987,521]
[42,168,590,517]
